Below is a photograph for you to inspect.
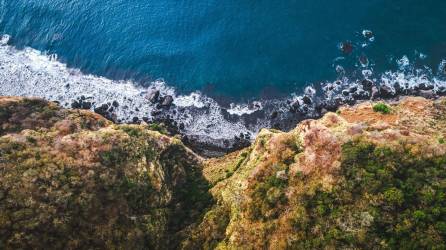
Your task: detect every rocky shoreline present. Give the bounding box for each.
[65,75,446,157]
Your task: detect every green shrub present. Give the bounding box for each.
[373,103,391,114]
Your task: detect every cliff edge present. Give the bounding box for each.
[1,96,446,249]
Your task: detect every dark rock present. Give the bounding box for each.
[82,102,92,109]
[179,123,185,130]
[340,41,354,54]
[416,83,434,91]
[148,90,160,103]
[272,123,281,130]
[112,101,119,107]
[361,79,374,92]
[379,85,395,98]
[393,82,403,95]
[420,90,435,99]
[437,86,446,96]
[349,86,358,93]
[289,101,300,113]
[363,30,374,39]
[94,104,114,121]
[71,101,81,109]
[270,111,278,119]
[342,90,350,96]
[352,90,369,100]
[151,110,162,116]
[302,96,312,105]
[142,117,149,122]
[132,117,139,123]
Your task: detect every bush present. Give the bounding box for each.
[373,103,391,114]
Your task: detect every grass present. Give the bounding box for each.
[373,103,391,114]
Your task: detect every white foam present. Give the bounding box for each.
[0,35,256,144]
[227,101,263,115]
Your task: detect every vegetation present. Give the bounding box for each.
[2,96,446,249]
[373,102,391,114]
[0,97,211,249]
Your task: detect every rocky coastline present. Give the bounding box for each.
[2,95,446,248]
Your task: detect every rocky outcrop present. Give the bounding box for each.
[2,96,446,249]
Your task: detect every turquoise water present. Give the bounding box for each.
[2,0,445,101]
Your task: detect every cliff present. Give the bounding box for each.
[1,96,446,249]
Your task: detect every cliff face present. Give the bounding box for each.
[1,96,446,249]
[0,97,211,249]
[185,97,446,249]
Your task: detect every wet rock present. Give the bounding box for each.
[289,101,300,113]
[363,30,374,39]
[340,41,354,54]
[302,96,312,105]
[379,85,395,98]
[393,82,404,95]
[420,90,435,99]
[371,86,380,100]
[270,111,278,119]
[161,95,174,108]
[342,90,350,96]
[148,90,160,103]
[352,90,369,100]
[112,101,119,107]
[349,86,358,93]
[416,83,434,91]
[71,98,92,110]
[437,86,446,96]
[94,103,115,121]
[361,79,374,92]
[132,117,139,123]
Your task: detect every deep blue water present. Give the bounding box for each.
[1,0,446,101]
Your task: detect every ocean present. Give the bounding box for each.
[1,0,446,148]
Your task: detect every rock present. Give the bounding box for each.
[340,41,354,54]
[371,86,380,100]
[437,86,446,96]
[363,30,374,39]
[349,86,358,93]
[132,117,139,123]
[420,90,435,99]
[151,110,162,116]
[270,111,278,119]
[379,85,394,98]
[289,101,300,113]
[112,101,119,107]
[148,90,160,103]
[342,90,350,96]
[161,95,174,108]
[361,79,374,92]
[302,96,312,105]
